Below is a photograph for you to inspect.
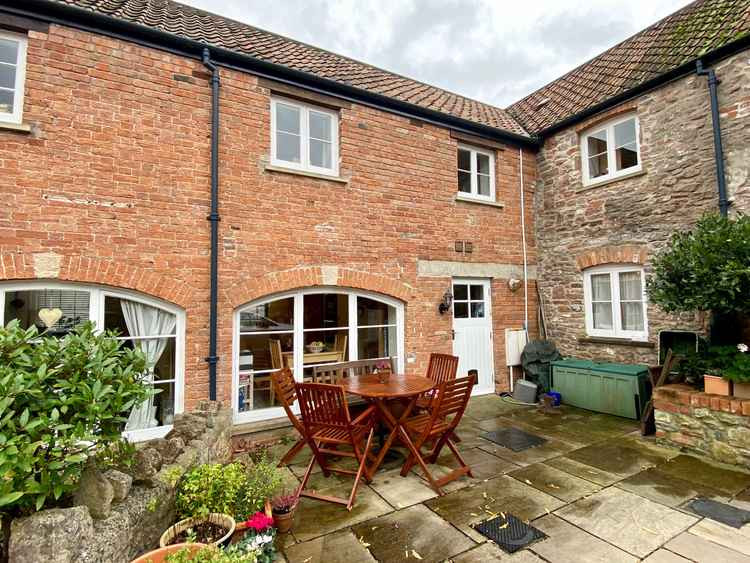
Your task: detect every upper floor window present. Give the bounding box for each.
[580,115,640,186]
[583,265,648,340]
[457,144,495,202]
[271,97,339,176]
[0,31,27,124]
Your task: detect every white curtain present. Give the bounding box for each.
[619,272,644,331]
[590,274,613,329]
[123,300,177,431]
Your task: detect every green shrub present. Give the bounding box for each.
[0,320,151,516]
[647,213,750,315]
[176,458,282,521]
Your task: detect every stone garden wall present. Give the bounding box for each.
[8,402,233,563]
[654,384,750,468]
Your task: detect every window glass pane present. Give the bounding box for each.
[477,174,490,196]
[276,131,301,163]
[587,129,608,178]
[119,336,176,382]
[453,302,468,318]
[357,297,396,326]
[614,119,636,148]
[104,296,176,337]
[592,303,613,329]
[616,143,638,171]
[237,333,293,412]
[477,153,490,175]
[590,273,612,301]
[3,289,90,335]
[619,271,642,301]
[127,379,176,430]
[309,110,331,141]
[453,285,468,300]
[0,64,15,89]
[239,298,294,332]
[303,328,348,363]
[588,153,608,178]
[358,326,396,360]
[470,285,484,300]
[304,293,348,329]
[275,103,300,134]
[457,148,471,171]
[458,170,471,193]
[587,130,607,155]
[621,302,644,331]
[0,39,18,65]
[470,302,485,318]
[0,89,14,115]
[309,138,332,169]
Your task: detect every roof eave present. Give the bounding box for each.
[3,0,539,149]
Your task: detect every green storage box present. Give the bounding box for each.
[551,359,651,420]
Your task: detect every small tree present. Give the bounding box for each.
[647,213,750,315]
[0,321,150,518]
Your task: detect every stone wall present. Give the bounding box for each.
[654,384,750,468]
[8,403,233,563]
[534,48,750,364]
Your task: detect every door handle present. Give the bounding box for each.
[451,329,455,340]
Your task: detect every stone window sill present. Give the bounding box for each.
[577,336,654,348]
[264,163,349,184]
[0,121,32,133]
[455,194,505,208]
[576,169,646,192]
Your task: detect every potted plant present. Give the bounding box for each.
[703,371,732,396]
[723,343,750,398]
[131,543,207,563]
[226,512,276,562]
[160,513,236,548]
[373,359,392,383]
[271,490,299,533]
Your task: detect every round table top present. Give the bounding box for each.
[341,373,435,399]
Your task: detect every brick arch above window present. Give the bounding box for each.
[575,245,647,271]
[0,252,198,311]
[226,266,414,309]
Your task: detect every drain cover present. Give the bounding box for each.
[473,513,546,553]
[481,428,547,452]
[687,498,750,529]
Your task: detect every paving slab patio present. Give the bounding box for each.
[233,394,750,562]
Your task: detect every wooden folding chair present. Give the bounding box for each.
[296,382,375,511]
[271,368,307,467]
[416,353,459,410]
[400,374,476,495]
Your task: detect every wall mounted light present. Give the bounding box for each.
[438,291,453,315]
[508,278,522,292]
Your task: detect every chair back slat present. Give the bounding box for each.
[312,357,396,383]
[297,383,350,432]
[433,374,476,425]
[269,339,284,369]
[426,353,459,385]
[271,367,297,407]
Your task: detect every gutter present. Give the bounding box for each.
[2,0,539,150]
[696,59,729,216]
[202,48,220,401]
[533,33,750,139]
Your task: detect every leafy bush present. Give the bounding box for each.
[0,321,150,516]
[165,545,257,563]
[175,458,282,521]
[708,344,750,383]
[647,213,750,315]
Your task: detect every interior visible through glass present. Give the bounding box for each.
[3,289,90,335]
[590,273,613,329]
[587,129,608,178]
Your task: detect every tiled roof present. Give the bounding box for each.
[508,0,750,134]
[51,0,529,137]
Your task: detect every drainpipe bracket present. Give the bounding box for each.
[207,212,221,221]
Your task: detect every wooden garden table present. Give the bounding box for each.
[341,373,435,476]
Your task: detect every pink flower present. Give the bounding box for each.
[246,511,274,531]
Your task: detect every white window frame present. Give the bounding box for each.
[580,114,641,187]
[457,143,496,202]
[270,96,339,176]
[232,287,405,424]
[582,264,648,340]
[0,30,27,124]
[0,281,186,442]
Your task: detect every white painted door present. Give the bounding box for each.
[452,279,495,395]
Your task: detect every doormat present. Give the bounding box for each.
[686,498,750,529]
[473,513,546,553]
[480,428,547,452]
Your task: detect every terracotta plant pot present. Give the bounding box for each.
[230,501,274,544]
[159,513,235,548]
[733,381,750,399]
[272,508,297,534]
[131,543,207,563]
[704,374,732,396]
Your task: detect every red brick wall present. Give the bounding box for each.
[0,24,537,412]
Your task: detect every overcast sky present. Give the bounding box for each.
[181,0,691,107]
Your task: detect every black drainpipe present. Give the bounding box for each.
[202,47,220,401]
[696,60,729,217]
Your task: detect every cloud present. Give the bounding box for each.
[180,0,690,107]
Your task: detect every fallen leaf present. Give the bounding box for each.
[371,526,378,530]
[498,522,508,529]
[358,536,371,548]
[482,492,488,499]
[547,483,560,489]
[412,550,423,560]
[470,512,479,517]
[545,507,550,515]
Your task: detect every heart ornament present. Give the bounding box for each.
[38,308,63,328]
